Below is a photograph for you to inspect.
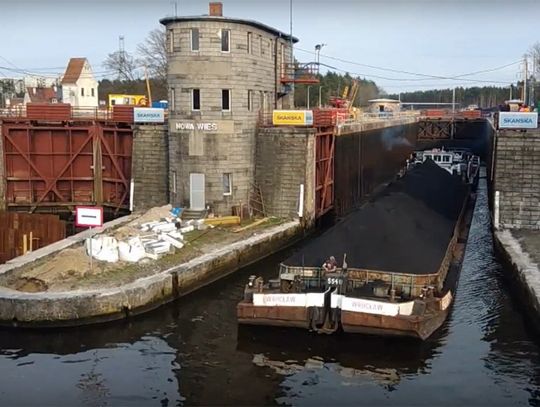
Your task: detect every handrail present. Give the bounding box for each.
[0,105,168,123]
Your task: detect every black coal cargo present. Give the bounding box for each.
[286,160,468,275]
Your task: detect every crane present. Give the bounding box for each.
[329,79,359,112]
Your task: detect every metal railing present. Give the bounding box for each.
[338,111,421,126]
[0,104,169,123]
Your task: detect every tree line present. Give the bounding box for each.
[385,86,514,109]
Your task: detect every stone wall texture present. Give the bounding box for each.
[494,130,540,229]
[132,124,169,211]
[164,17,294,215]
[255,127,316,223]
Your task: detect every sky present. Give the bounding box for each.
[0,0,538,93]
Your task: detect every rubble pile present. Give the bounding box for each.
[87,207,211,263]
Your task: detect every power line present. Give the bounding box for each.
[317,62,514,85]
[296,47,520,82]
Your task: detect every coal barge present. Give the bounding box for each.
[237,149,480,340]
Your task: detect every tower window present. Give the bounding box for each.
[192,89,200,111]
[221,29,230,52]
[191,28,199,51]
[222,89,230,111]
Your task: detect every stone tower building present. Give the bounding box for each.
[161,2,297,214]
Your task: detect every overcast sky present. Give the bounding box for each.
[0,0,538,93]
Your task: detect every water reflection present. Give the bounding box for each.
[0,331,180,406]
[237,325,442,394]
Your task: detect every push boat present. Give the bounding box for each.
[237,149,480,340]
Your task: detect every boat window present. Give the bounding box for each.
[434,155,441,162]
[443,155,450,162]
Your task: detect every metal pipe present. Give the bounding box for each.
[494,191,500,230]
[129,178,135,212]
[298,183,304,218]
[274,34,279,109]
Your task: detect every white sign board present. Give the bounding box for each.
[499,112,538,129]
[253,293,307,307]
[306,293,325,307]
[340,296,400,316]
[75,206,104,228]
[133,107,165,123]
[175,122,218,132]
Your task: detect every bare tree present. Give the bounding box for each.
[529,41,540,78]
[103,50,138,82]
[137,27,167,83]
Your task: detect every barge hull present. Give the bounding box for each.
[340,308,450,340]
[237,304,310,329]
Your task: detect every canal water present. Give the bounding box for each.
[0,176,539,406]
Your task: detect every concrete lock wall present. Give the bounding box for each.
[131,124,169,211]
[164,17,294,215]
[255,127,316,223]
[334,123,417,216]
[494,130,540,229]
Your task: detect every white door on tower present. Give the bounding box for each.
[189,173,205,210]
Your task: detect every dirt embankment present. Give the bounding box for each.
[285,160,468,274]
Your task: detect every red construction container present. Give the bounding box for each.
[26,103,71,121]
[112,105,134,123]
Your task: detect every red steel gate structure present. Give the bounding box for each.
[315,125,335,217]
[313,109,340,218]
[1,104,134,216]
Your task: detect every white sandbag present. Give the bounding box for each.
[180,225,194,233]
[152,223,177,233]
[160,233,184,249]
[118,239,146,262]
[167,231,183,240]
[86,235,119,263]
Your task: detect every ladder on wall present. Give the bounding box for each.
[249,182,266,217]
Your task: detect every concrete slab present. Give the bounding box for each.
[495,229,540,328]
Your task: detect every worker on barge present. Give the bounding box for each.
[322,256,337,274]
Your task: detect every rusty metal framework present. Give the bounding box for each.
[418,119,453,140]
[2,120,133,215]
[418,117,486,140]
[315,126,335,217]
[280,62,320,85]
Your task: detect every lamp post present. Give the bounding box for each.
[319,86,324,108]
[315,43,327,73]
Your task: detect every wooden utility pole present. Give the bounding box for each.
[523,55,528,104]
[144,66,152,106]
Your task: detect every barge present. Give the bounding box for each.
[237,150,480,340]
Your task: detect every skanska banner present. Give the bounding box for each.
[134,108,165,123]
[498,112,538,129]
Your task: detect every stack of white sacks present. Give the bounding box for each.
[85,216,210,263]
